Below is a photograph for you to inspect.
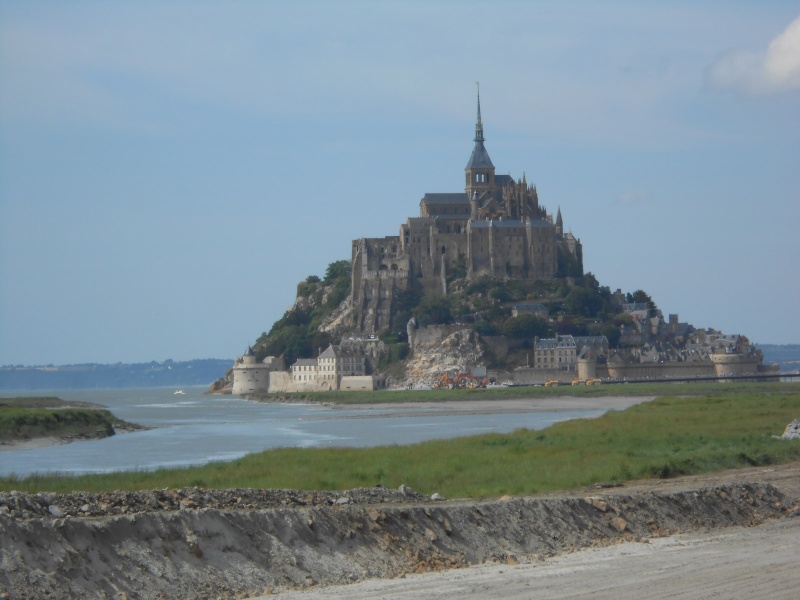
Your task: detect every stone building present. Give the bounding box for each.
[318,343,367,390]
[231,343,372,396]
[534,335,578,372]
[286,343,369,392]
[231,347,284,395]
[291,359,318,386]
[351,90,583,335]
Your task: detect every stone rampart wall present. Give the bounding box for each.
[267,371,374,393]
[606,362,715,380]
[710,355,760,376]
[339,376,375,391]
[512,367,573,384]
[231,365,271,395]
[268,371,293,393]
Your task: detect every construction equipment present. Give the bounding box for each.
[434,372,455,389]
[544,380,560,387]
[433,370,488,389]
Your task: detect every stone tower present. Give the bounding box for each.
[465,86,496,218]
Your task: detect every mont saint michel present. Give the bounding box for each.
[350,89,582,335]
[226,90,775,396]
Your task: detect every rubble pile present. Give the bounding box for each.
[403,328,484,386]
[780,418,800,440]
[0,485,430,520]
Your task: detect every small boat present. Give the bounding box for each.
[174,390,186,395]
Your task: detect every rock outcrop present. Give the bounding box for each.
[402,327,485,386]
[780,418,800,440]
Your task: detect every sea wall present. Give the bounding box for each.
[606,362,715,380]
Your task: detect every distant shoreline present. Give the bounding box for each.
[0,359,232,392]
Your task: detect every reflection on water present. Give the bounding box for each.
[0,387,601,477]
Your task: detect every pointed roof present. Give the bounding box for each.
[556,207,563,228]
[474,85,485,143]
[465,85,494,171]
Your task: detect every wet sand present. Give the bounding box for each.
[0,436,65,452]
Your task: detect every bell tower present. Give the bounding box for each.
[465,84,495,217]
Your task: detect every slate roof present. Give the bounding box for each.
[536,335,576,349]
[292,358,317,367]
[470,219,553,229]
[465,141,495,170]
[319,344,363,359]
[574,336,609,346]
[420,193,469,205]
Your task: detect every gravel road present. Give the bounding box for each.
[266,463,800,600]
[269,517,800,599]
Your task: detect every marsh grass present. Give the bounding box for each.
[0,407,119,443]
[2,386,799,496]
[260,381,795,405]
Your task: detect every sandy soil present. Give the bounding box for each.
[0,424,146,452]
[0,436,67,452]
[269,518,800,599]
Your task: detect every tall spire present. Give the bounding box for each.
[466,83,494,171]
[474,82,485,143]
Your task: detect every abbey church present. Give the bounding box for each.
[351,91,583,334]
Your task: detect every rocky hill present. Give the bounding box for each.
[217,255,777,392]
[234,260,613,384]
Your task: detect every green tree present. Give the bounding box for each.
[500,315,549,338]
[565,287,604,317]
[324,260,351,284]
[414,296,453,327]
[626,289,658,316]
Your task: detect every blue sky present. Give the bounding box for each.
[1,1,798,365]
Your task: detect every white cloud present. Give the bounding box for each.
[707,14,800,95]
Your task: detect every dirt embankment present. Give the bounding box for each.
[1,465,799,599]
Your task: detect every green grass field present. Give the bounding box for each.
[257,380,790,404]
[2,383,798,496]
